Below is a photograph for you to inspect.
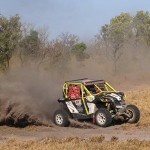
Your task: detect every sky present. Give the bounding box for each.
[0,0,150,40]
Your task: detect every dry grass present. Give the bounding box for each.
[124,87,150,128]
[0,137,150,150]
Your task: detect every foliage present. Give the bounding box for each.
[20,30,40,57]
[46,33,79,69]
[0,14,21,69]
[47,39,66,65]
[133,10,150,46]
[0,11,150,71]
[72,42,89,61]
[59,32,79,49]
[96,13,133,72]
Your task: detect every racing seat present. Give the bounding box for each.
[67,85,81,99]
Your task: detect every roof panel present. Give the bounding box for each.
[65,78,105,85]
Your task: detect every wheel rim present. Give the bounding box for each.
[55,114,63,125]
[97,113,106,125]
[127,109,134,119]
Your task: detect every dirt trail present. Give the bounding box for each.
[0,124,150,141]
[0,68,149,142]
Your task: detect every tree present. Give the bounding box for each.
[109,13,133,71]
[19,25,50,67]
[59,32,79,49]
[47,39,65,65]
[95,24,110,56]
[45,34,84,71]
[133,10,150,46]
[0,14,21,69]
[20,30,40,57]
[96,13,132,72]
[19,29,40,66]
[72,42,89,61]
[45,32,79,69]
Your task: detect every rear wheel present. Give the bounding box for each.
[126,105,140,123]
[53,109,70,127]
[95,108,112,127]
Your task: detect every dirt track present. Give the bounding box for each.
[0,123,150,141]
[0,77,149,143]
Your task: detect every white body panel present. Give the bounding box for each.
[66,101,79,113]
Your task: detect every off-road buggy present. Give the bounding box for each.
[53,78,140,127]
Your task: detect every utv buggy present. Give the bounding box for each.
[53,78,140,127]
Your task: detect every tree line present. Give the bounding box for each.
[95,10,150,71]
[0,10,150,72]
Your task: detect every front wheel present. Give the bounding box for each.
[95,108,112,127]
[126,105,140,123]
[53,109,70,127]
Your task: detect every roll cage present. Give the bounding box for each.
[63,79,116,98]
[62,79,117,115]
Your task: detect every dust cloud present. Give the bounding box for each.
[0,46,149,127]
[0,58,113,127]
[0,68,61,127]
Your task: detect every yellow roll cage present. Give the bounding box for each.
[62,81,117,115]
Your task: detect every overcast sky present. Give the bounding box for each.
[0,0,150,40]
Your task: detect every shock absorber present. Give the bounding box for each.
[106,103,110,110]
